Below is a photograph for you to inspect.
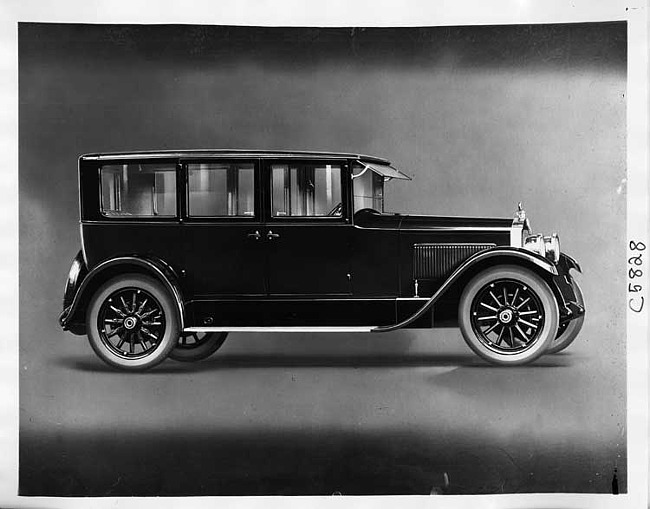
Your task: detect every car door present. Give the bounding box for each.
[264,158,352,296]
[181,158,266,297]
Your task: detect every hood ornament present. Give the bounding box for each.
[516,201,526,221]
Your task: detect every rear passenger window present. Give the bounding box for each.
[187,162,255,217]
[100,163,177,217]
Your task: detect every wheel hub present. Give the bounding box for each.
[123,316,138,330]
[498,308,516,325]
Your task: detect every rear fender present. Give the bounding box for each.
[59,255,185,333]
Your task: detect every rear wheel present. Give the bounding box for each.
[169,332,228,362]
[86,274,179,371]
[458,265,559,366]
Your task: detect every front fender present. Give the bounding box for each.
[59,255,185,333]
[375,247,557,332]
[558,252,582,274]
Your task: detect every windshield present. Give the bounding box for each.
[352,164,385,213]
[352,160,411,213]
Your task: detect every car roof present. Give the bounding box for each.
[79,149,391,165]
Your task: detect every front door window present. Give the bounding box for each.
[270,162,342,218]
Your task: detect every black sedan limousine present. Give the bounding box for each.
[59,150,585,370]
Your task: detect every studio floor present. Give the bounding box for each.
[20,325,625,496]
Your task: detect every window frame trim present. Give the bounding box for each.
[264,158,351,223]
[180,158,262,223]
[97,159,180,221]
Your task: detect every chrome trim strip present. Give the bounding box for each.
[85,154,350,162]
[82,220,198,225]
[401,213,521,221]
[373,247,557,333]
[188,297,396,303]
[413,242,498,247]
[82,218,354,225]
[353,225,511,232]
[184,326,376,333]
[81,150,391,165]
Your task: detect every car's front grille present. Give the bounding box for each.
[413,243,495,280]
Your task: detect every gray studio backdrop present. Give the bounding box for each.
[19,23,626,495]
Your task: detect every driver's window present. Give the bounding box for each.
[271,162,342,217]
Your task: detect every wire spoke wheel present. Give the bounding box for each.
[470,279,545,355]
[86,274,180,371]
[97,287,166,360]
[459,265,558,366]
[169,331,228,362]
[177,332,210,348]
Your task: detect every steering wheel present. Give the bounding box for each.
[327,202,342,216]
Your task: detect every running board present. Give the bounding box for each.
[184,326,378,333]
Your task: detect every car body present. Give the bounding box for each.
[59,150,585,370]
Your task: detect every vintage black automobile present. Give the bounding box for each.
[59,150,585,370]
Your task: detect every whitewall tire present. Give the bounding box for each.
[86,274,180,371]
[458,265,559,366]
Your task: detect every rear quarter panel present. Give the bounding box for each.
[82,222,187,292]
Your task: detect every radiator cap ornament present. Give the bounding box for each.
[516,201,526,221]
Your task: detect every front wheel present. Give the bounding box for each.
[458,265,559,366]
[86,274,180,371]
[169,332,228,362]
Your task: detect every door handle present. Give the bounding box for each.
[266,230,280,240]
[247,230,261,240]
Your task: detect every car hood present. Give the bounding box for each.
[354,209,513,231]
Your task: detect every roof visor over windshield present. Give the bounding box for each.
[352,161,412,181]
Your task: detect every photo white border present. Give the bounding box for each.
[0,1,646,508]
